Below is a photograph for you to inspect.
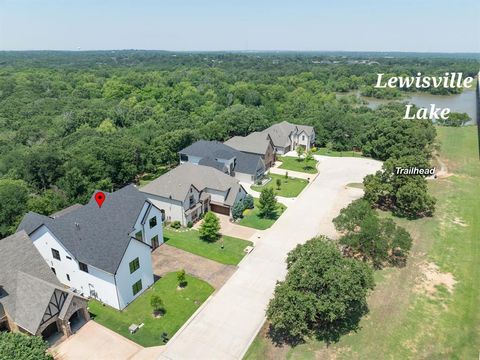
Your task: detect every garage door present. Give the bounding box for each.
[210,204,230,216]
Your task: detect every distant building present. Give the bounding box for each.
[260,121,315,154]
[224,132,276,168]
[17,185,163,310]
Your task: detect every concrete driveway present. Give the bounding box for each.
[152,244,237,289]
[158,156,382,360]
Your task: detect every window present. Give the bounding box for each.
[302,135,305,140]
[160,209,166,221]
[135,230,142,241]
[79,262,89,273]
[132,279,142,295]
[66,256,72,260]
[189,196,195,207]
[149,216,157,229]
[151,235,159,249]
[180,154,188,162]
[51,267,56,275]
[51,248,60,260]
[66,274,70,281]
[129,257,140,274]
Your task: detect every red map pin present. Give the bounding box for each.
[95,191,106,208]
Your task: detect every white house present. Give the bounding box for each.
[260,121,316,154]
[17,185,164,310]
[141,163,247,225]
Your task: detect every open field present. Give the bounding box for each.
[164,228,252,266]
[88,272,214,347]
[244,126,480,359]
[251,174,308,197]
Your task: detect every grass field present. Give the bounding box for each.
[278,156,318,174]
[244,126,480,359]
[164,228,252,265]
[239,198,287,230]
[251,174,308,197]
[89,272,214,347]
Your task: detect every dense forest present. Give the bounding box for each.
[0,51,477,236]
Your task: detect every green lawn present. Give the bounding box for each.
[88,272,214,347]
[314,147,363,157]
[251,174,308,197]
[245,126,480,359]
[278,156,318,174]
[238,198,286,230]
[163,228,252,265]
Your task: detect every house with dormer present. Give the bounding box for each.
[260,121,315,154]
[17,185,164,310]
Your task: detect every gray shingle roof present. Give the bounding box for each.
[179,140,264,175]
[141,163,244,206]
[17,184,151,274]
[198,157,228,173]
[224,132,272,155]
[261,121,314,148]
[0,231,64,334]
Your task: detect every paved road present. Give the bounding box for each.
[159,156,382,360]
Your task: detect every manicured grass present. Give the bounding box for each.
[88,272,214,347]
[314,147,363,157]
[251,174,308,197]
[245,126,480,359]
[278,156,318,174]
[238,198,287,230]
[163,228,252,265]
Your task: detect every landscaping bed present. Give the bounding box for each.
[88,272,214,347]
[163,228,252,265]
[278,156,317,174]
[251,174,308,197]
[238,198,286,230]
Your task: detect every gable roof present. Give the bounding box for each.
[0,231,65,334]
[224,132,272,155]
[261,121,314,148]
[17,184,151,274]
[141,163,244,206]
[179,140,264,175]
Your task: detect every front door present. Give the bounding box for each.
[152,236,159,249]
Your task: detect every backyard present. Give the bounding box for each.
[163,228,252,265]
[278,156,317,174]
[251,174,308,197]
[88,272,214,347]
[238,198,286,230]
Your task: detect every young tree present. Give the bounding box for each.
[150,295,165,315]
[258,188,278,219]
[232,200,245,221]
[177,269,187,288]
[199,211,220,242]
[267,236,374,345]
[0,332,52,360]
[276,178,282,190]
[243,194,254,209]
[296,146,305,159]
[304,149,314,164]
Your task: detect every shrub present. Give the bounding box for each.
[232,200,245,220]
[243,194,254,209]
[171,220,181,229]
[0,332,52,360]
[177,269,187,288]
[187,221,193,228]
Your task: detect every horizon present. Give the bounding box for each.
[1,0,479,53]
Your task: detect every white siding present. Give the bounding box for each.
[147,195,187,225]
[235,172,255,183]
[115,239,154,309]
[132,202,164,247]
[30,225,120,309]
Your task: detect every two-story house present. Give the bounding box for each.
[17,185,164,310]
[141,163,247,224]
[260,121,316,154]
[224,132,276,168]
[178,140,266,184]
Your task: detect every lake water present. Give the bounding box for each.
[339,88,477,124]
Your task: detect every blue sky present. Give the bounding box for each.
[1,0,479,52]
